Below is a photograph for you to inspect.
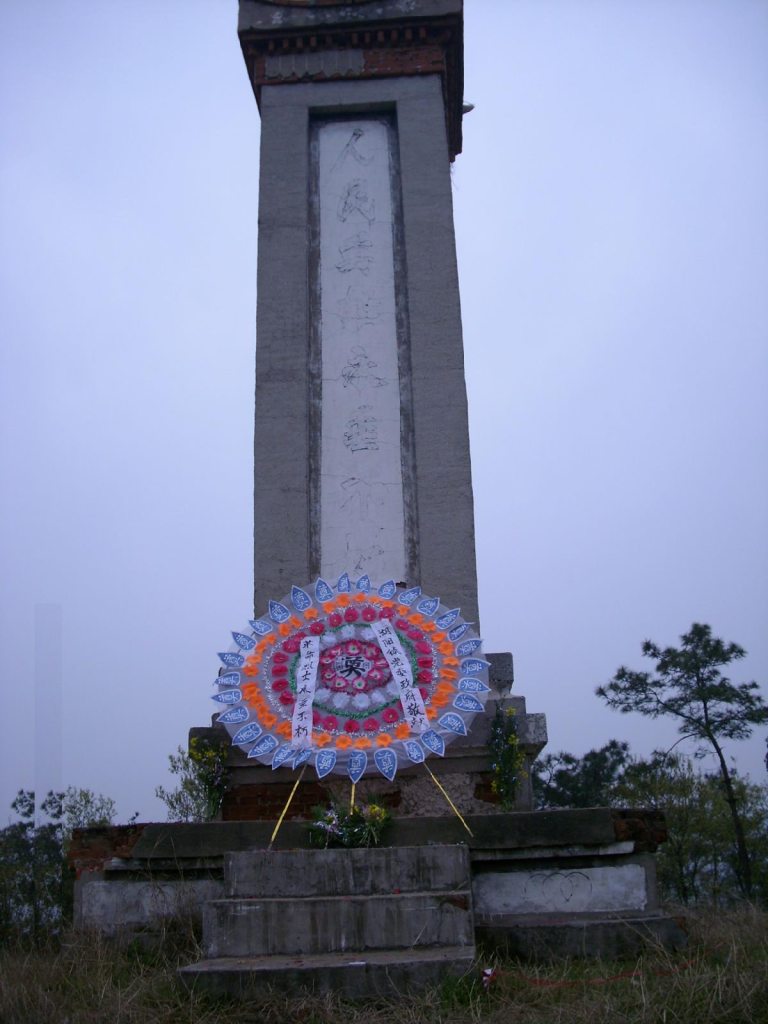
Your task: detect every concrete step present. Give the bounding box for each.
[203,890,474,957]
[225,844,471,898]
[179,944,476,999]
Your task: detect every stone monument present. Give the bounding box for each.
[69,0,686,983]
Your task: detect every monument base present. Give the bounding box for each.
[69,808,686,964]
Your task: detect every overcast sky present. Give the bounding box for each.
[1,0,766,822]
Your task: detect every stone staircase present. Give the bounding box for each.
[179,845,476,999]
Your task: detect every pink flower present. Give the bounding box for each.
[309,621,325,635]
[329,612,343,628]
[362,607,376,622]
[344,607,359,623]
[323,715,339,732]
[382,707,400,723]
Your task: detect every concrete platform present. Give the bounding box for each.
[179,945,476,999]
[204,891,474,957]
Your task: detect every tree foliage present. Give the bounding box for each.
[533,740,632,809]
[597,623,767,899]
[0,788,116,945]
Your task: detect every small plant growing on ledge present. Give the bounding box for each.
[308,801,391,849]
[155,737,228,823]
[489,703,526,811]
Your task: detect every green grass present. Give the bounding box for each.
[1,907,767,1024]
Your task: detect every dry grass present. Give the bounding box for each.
[1,908,766,1024]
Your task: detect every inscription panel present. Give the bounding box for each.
[315,118,407,582]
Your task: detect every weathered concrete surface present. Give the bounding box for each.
[252,75,479,625]
[74,878,222,934]
[474,862,650,916]
[204,891,473,958]
[477,914,688,961]
[226,844,469,898]
[180,945,475,999]
[70,809,667,866]
[181,842,475,998]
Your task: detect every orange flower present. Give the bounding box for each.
[335,734,353,750]
[276,721,292,738]
[433,632,447,642]
[263,634,277,646]
[409,613,424,625]
[262,713,277,728]
[322,601,336,614]
[438,642,453,655]
[376,734,393,747]
[436,682,455,695]
[397,605,410,615]
[353,593,367,603]
[368,596,382,605]
[421,621,437,633]
[289,616,302,629]
[443,656,459,666]
[242,663,259,677]
[314,731,332,747]
[432,694,450,707]
[241,683,259,701]
[394,723,411,740]
[441,669,458,681]
[353,736,372,749]
[426,706,438,720]
[337,593,350,607]
[303,607,319,620]
[278,623,292,636]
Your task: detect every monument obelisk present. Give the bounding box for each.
[240,0,479,626]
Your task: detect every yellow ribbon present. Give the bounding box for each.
[423,762,474,837]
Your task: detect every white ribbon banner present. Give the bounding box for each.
[291,636,320,749]
[371,620,429,734]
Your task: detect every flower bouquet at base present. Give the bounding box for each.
[307,801,392,849]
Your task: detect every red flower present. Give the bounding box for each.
[363,717,380,732]
[283,638,300,653]
[417,656,433,668]
[395,618,410,630]
[309,621,325,635]
[322,715,339,731]
[312,710,323,726]
[417,670,433,683]
[379,607,395,619]
[419,687,429,701]
[382,707,400,723]
[271,663,288,676]
[362,607,376,622]
[272,679,289,692]
[344,719,360,733]
[279,691,295,705]
[407,629,423,641]
[344,607,359,623]
[415,641,432,654]
[273,651,289,663]
[328,612,343,628]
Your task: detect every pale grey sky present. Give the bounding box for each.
[1,0,766,820]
